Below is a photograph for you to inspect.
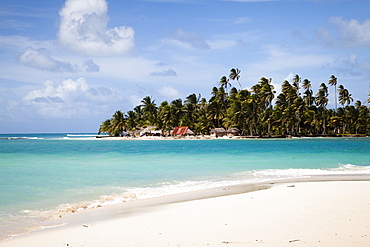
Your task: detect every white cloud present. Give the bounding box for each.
[318,17,370,48]
[150,69,177,77]
[18,47,100,73]
[157,86,181,99]
[284,72,295,82]
[157,29,251,52]
[83,58,100,72]
[0,89,21,121]
[208,39,247,50]
[0,35,54,51]
[243,45,335,93]
[252,45,334,72]
[333,53,370,77]
[96,56,159,83]
[155,62,169,67]
[128,95,143,108]
[208,31,257,50]
[18,47,78,73]
[23,78,123,118]
[24,78,89,103]
[58,0,135,56]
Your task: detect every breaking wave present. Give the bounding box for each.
[5,137,43,140]
[21,164,370,220]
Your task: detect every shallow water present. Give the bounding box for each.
[1,134,369,239]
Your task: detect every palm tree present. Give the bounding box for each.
[338,85,353,107]
[185,93,201,106]
[302,108,317,135]
[170,98,184,127]
[125,110,137,132]
[282,106,295,135]
[225,89,251,135]
[182,93,201,129]
[315,83,329,108]
[111,110,126,136]
[141,96,157,125]
[98,119,112,135]
[275,93,288,109]
[258,77,275,135]
[229,68,242,89]
[219,76,231,94]
[272,106,287,135]
[281,80,297,106]
[315,83,329,134]
[357,103,370,134]
[259,78,275,110]
[248,93,261,136]
[292,74,301,97]
[194,97,211,134]
[303,89,314,107]
[208,97,224,128]
[302,79,314,106]
[157,101,172,135]
[292,97,305,135]
[343,106,357,134]
[133,105,144,128]
[328,75,338,111]
[302,78,311,90]
[214,86,228,111]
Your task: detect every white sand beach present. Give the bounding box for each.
[1,176,370,247]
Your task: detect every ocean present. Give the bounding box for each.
[1,134,369,240]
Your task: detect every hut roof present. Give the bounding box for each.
[227,128,240,134]
[185,128,195,135]
[141,126,157,132]
[210,128,227,134]
[172,127,195,136]
[140,126,158,136]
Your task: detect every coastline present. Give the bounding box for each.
[68,134,369,141]
[1,133,367,141]
[2,175,370,247]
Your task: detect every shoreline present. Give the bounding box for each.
[1,133,368,141]
[70,135,369,141]
[2,174,370,246]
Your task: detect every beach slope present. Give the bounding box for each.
[1,179,370,247]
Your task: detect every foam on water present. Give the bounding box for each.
[5,136,43,140]
[67,134,97,137]
[249,164,370,178]
[19,163,370,222]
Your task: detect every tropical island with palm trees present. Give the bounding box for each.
[98,69,370,138]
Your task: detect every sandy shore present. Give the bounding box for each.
[1,176,370,247]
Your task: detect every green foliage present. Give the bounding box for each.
[99,71,370,137]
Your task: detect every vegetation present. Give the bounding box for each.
[99,69,370,137]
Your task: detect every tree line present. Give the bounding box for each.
[99,69,370,137]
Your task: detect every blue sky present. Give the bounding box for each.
[0,0,369,133]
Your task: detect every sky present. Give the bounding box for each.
[0,0,369,133]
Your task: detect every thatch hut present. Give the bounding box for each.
[127,129,140,137]
[227,128,241,137]
[140,126,160,136]
[210,128,227,137]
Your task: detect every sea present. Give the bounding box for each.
[0,133,369,240]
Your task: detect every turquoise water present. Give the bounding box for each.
[1,134,370,239]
